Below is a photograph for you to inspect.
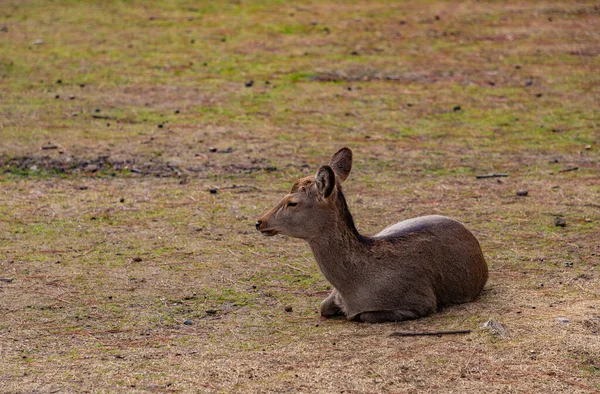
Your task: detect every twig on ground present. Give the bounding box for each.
[215,185,260,191]
[476,173,509,179]
[92,115,115,120]
[389,329,471,337]
[558,166,579,173]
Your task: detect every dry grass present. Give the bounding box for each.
[1,0,599,393]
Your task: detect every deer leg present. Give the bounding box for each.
[356,309,421,323]
[320,289,345,317]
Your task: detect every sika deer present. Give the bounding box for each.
[256,147,488,323]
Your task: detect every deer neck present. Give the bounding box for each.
[305,193,372,291]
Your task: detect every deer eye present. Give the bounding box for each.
[287,202,298,207]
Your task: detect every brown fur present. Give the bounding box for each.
[256,147,488,323]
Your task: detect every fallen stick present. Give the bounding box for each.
[558,166,578,173]
[476,173,508,179]
[389,329,471,337]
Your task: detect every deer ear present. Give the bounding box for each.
[316,166,335,199]
[329,147,352,183]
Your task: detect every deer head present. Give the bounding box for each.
[256,147,354,240]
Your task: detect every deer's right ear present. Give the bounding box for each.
[316,166,335,199]
[329,147,352,183]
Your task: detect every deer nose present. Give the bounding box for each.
[255,221,262,231]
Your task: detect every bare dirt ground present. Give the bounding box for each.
[1,1,599,393]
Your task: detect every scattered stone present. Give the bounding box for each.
[208,147,218,153]
[284,305,293,313]
[529,350,537,360]
[516,190,528,196]
[132,257,143,262]
[205,309,217,315]
[33,39,44,45]
[350,50,359,56]
[482,319,509,337]
[41,144,58,150]
[0,277,14,283]
[535,93,543,98]
[120,198,125,203]
[554,217,566,227]
[585,145,592,150]
[583,316,599,333]
[208,188,218,194]
[183,319,193,325]
[453,105,462,112]
[245,80,254,87]
[556,317,570,325]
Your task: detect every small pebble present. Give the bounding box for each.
[184,319,193,325]
[284,305,293,313]
[516,190,528,196]
[556,317,570,324]
[554,217,566,227]
[208,188,218,194]
[245,80,254,87]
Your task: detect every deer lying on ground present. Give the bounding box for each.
[256,147,488,323]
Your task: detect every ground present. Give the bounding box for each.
[0,1,599,393]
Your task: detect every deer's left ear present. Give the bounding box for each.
[316,165,335,199]
[329,147,352,183]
